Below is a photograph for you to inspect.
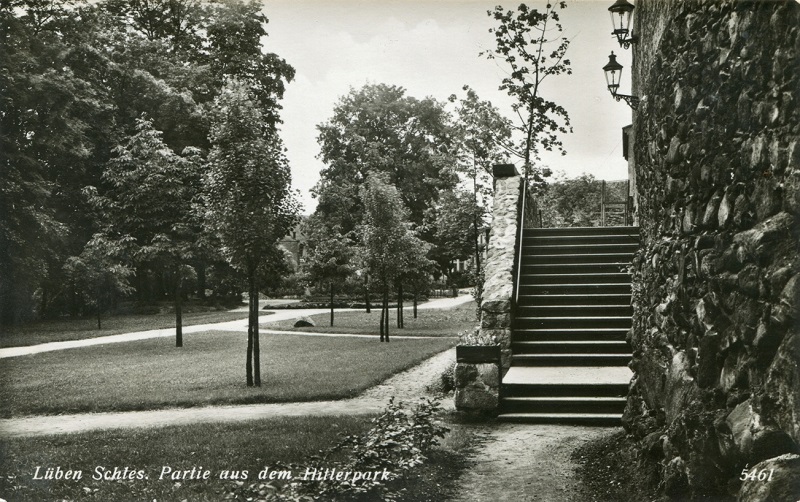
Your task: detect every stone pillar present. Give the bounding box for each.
[479,165,523,372]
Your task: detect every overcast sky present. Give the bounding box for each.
[259,0,635,213]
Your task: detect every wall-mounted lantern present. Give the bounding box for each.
[609,0,638,49]
[603,52,639,109]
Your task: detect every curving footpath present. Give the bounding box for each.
[0,295,473,359]
[0,348,455,438]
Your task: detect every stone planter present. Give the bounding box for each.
[456,345,501,364]
[454,345,501,413]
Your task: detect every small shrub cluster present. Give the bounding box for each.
[456,327,497,346]
[224,398,449,501]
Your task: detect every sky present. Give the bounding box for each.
[259,0,635,213]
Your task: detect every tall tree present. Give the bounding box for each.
[0,0,101,325]
[86,117,202,346]
[450,86,513,299]
[482,2,573,185]
[359,174,432,337]
[314,83,458,233]
[204,79,299,386]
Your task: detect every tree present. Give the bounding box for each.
[450,86,513,298]
[302,216,353,327]
[86,117,202,346]
[423,189,483,286]
[0,0,296,325]
[62,236,134,329]
[483,2,573,185]
[359,174,420,341]
[204,79,300,386]
[393,232,433,328]
[0,0,101,325]
[314,83,458,233]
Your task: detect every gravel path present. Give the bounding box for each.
[451,423,618,502]
[0,295,473,359]
[0,348,456,438]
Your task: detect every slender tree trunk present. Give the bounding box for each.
[413,288,418,319]
[246,271,254,387]
[365,273,371,313]
[379,293,385,341]
[397,283,404,328]
[96,289,102,330]
[396,283,401,329]
[330,282,334,327]
[383,287,390,342]
[175,269,183,347]
[252,273,261,387]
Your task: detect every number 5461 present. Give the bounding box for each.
[740,467,775,482]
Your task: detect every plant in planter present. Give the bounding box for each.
[456,327,501,363]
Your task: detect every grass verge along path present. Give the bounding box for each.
[0,310,253,349]
[0,332,454,418]
[262,301,477,336]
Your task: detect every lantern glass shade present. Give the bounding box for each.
[608,0,634,36]
[603,52,623,95]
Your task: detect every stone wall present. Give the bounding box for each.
[479,168,524,372]
[625,1,800,499]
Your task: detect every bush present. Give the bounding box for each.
[224,398,449,501]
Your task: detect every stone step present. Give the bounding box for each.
[520,272,631,284]
[511,353,631,366]
[500,396,627,414]
[522,234,640,247]
[518,283,632,295]
[517,294,631,306]
[515,316,632,329]
[524,226,638,237]
[512,340,630,354]
[521,252,634,265]
[513,328,629,342]
[523,243,639,255]
[521,263,630,274]
[502,381,629,398]
[496,412,622,425]
[517,305,632,317]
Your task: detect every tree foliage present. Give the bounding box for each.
[539,173,628,227]
[0,0,295,328]
[85,117,201,345]
[483,2,573,183]
[422,189,482,280]
[314,83,458,232]
[302,215,353,326]
[204,79,300,385]
[359,174,430,340]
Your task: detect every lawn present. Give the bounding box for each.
[0,331,454,417]
[0,310,255,348]
[0,416,373,502]
[262,301,478,337]
[0,412,479,502]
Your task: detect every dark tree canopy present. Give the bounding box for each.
[0,0,295,326]
[314,83,458,232]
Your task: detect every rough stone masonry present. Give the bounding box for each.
[625,1,800,500]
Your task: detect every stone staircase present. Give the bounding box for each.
[498,226,639,425]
